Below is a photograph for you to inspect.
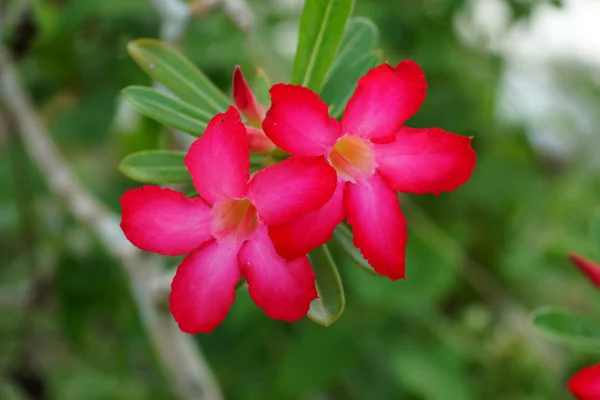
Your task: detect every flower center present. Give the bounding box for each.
[212,199,259,242]
[327,135,376,182]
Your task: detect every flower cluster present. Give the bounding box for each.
[120,61,476,334]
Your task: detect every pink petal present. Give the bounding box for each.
[238,226,317,321]
[269,181,345,260]
[185,107,249,204]
[233,66,264,126]
[344,173,407,280]
[245,125,277,154]
[341,61,427,142]
[247,156,337,226]
[375,127,476,195]
[569,253,600,290]
[569,364,600,400]
[120,186,213,256]
[262,84,340,156]
[170,240,242,334]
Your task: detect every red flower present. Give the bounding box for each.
[232,66,276,154]
[569,364,600,399]
[120,107,337,334]
[570,253,600,289]
[262,61,476,280]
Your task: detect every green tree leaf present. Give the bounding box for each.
[331,224,377,275]
[322,50,381,118]
[122,86,212,136]
[532,306,600,350]
[307,244,345,326]
[119,150,191,184]
[291,0,355,92]
[127,39,230,114]
[321,17,380,117]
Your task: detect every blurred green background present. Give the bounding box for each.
[2,0,600,399]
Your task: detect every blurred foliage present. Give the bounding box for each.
[2,0,600,399]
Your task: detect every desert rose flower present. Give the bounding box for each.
[569,364,600,400]
[120,107,337,334]
[569,253,600,289]
[232,66,276,154]
[262,61,476,280]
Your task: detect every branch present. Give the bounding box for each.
[0,46,223,400]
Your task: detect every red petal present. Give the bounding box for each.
[185,107,249,204]
[375,127,476,194]
[233,66,264,126]
[169,240,242,334]
[269,181,345,260]
[262,84,340,156]
[344,173,407,280]
[569,364,600,400]
[247,156,337,226]
[245,125,276,154]
[120,186,213,256]
[238,226,317,321]
[570,253,600,289]
[341,61,427,142]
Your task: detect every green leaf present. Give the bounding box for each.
[122,86,212,136]
[291,0,355,92]
[322,50,381,118]
[331,224,377,275]
[321,17,380,117]
[127,39,230,114]
[307,244,345,326]
[119,150,191,184]
[532,306,600,350]
[253,68,271,107]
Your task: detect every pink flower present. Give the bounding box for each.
[569,364,600,400]
[570,253,600,289]
[120,107,337,334]
[232,66,276,154]
[262,61,476,280]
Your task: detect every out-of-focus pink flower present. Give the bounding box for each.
[569,364,600,400]
[232,66,276,154]
[262,61,476,280]
[120,107,337,334]
[570,253,600,289]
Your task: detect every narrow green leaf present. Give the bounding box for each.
[291,0,355,92]
[532,306,600,350]
[307,244,345,326]
[321,17,380,117]
[119,150,191,184]
[122,86,212,136]
[321,50,381,118]
[332,224,377,275]
[253,68,272,107]
[336,17,379,59]
[127,39,230,114]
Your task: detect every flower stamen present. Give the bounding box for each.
[327,136,376,182]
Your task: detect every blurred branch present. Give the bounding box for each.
[0,0,33,37]
[0,46,223,400]
[0,283,29,310]
[147,0,254,40]
[189,0,255,32]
